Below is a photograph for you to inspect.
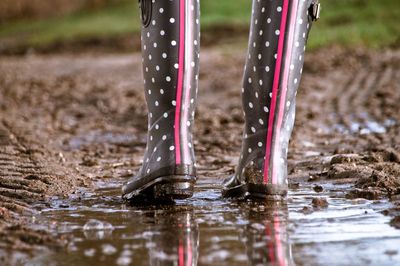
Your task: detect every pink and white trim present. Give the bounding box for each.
[263,0,299,184]
[174,0,194,165]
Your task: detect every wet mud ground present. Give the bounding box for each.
[0,45,400,265]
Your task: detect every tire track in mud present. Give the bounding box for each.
[335,69,367,132]
[333,67,385,133]
[0,123,46,208]
[323,50,399,137]
[363,66,395,127]
[293,48,400,201]
[0,121,67,264]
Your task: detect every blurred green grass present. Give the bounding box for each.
[0,0,399,51]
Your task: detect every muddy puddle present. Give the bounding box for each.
[22,179,400,265]
[331,112,396,135]
[1,48,400,265]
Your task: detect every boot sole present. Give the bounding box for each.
[222,183,287,201]
[123,175,196,202]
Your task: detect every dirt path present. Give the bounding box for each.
[0,46,399,263]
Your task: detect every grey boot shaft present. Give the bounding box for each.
[223,0,320,199]
[122,0,200,201]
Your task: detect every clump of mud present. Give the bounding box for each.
[312,197,328,208]
[390,217,400,230]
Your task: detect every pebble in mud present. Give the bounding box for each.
[312,197,328,208]
[391,194,400,202]
[330,154,362,164]
[301,206,313,214]
[345,188,385,200]
[307,175,320,182]
[389,216,400,229]
[313,185,323,192]
[384,250,398,256]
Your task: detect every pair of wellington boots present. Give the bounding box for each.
[122,0,320,202]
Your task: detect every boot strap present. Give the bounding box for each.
[310,2,321,21]
[139,0,152,27]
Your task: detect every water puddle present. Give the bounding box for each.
[26,180,400,265]
[63,130,145,151]
[331,113,396,135]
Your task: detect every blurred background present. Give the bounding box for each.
[0,0,399,54]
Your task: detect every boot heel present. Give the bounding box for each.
[222,183,287,200]
[153,176,195,200]
[247,183,287,200]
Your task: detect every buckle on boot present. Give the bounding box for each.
[310,2,321,21]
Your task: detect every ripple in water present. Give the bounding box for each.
[26,179,400,265]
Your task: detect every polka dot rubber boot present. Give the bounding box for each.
[222,0,320,200]
[122,0,200,202]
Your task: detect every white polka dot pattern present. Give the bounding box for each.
[126,0,200,187]
[233,0,317,188]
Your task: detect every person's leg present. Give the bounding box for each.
[122,0,200,201]
[223,0,320,199]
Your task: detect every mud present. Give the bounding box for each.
[24,178,400,265]
[0,45,399,263]
[311,197,328,208]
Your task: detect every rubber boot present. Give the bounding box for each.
[122,0,200,201]
[222,0,320,199]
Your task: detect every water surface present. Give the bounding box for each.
[28,179,400,265]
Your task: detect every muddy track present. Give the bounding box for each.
[332,58,398,133]
[293,48,400,196]
[0,46,400,263]
[0,122,65,263]
[0,123,43,212]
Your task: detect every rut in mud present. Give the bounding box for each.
[0,46,400,263]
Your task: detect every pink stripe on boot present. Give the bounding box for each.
[174,0,186,165]
[263,0,290,183]
[272,0,299,184]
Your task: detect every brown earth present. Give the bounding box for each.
[0,45,399,263]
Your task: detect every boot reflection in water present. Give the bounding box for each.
[121,0,320,201]
[240,202,294,266]
[147,208,199,266]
